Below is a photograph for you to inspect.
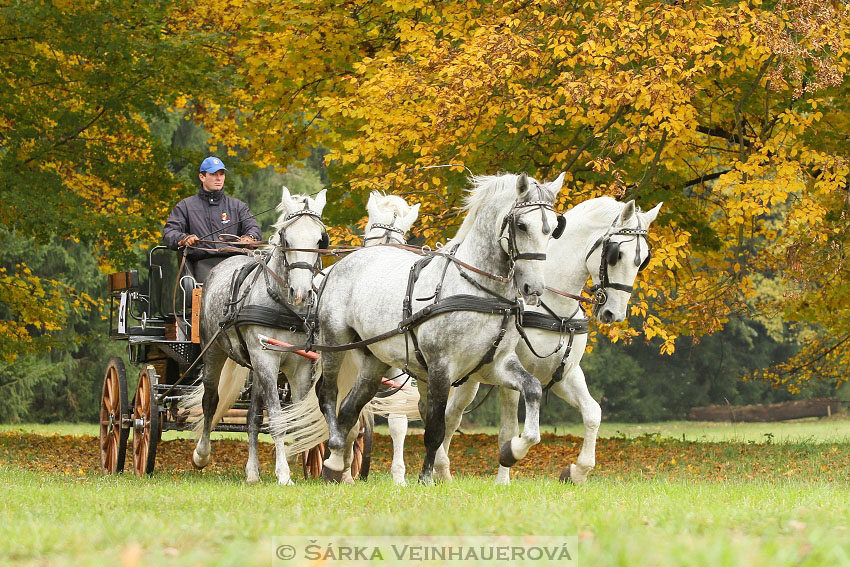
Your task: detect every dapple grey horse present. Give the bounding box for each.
[289,173,564,485]
[191,187,327,485]
[433,197,663,484]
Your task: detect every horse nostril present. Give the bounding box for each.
[522,283,531,296]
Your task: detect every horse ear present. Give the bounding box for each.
[642,202,663,225]
[619,200,636,224]
[403,203,420,227]
[547,172,566,196]
[366,191,381,220]
[314,189,327,214]
[279,185,293,213]
[516,173,529,197]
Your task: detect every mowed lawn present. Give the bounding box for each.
[2,419,850,567]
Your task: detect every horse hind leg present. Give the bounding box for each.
[245,373,262,484]
[495,387,521,485]
[192,350,228,469]
[388,413,408,485]
[434,380,480,482]
[340,423,361,485]
[552,366,600,484]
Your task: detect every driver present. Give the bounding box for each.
[162,156,261,283]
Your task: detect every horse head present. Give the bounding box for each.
[269,186,328,306]
[586,199,663,323]
[502,172,565,305]
[363,192,420,246]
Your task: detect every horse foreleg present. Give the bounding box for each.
[434,380,480,482]
[388,414,408,485]
[340,423,361,485]
[420,363,451,486]
[495,387,521,485]
[496,357,542,470]
[192,351,226,469]
[324,352,386,483]
[253,358,293,486]
[245,373,262,484]
[551,365,600,484]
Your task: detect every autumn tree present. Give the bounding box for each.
[0,0,226,361]
[183,0,850,388]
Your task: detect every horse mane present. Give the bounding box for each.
[448,173,555,245]
[268,192,317,246]
[562,196,623,231]
[369,192,415,219]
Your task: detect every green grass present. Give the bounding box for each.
[4,419,850,566]
[2,468,849,567]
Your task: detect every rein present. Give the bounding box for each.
[263,194,559,386]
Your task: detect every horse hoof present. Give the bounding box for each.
[559,467,572,483]
[246,475,260,485]
[498,441,518,468]
[322,466,344,484]
[191,451,209,470]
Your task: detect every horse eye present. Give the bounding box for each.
[516,222,528,232]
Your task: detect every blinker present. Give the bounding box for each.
[552,215,566,239]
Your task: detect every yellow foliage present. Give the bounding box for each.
[165,0,850,386]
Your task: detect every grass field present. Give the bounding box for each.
[2,419,850,567]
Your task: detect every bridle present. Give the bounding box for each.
[584,216,651,307]
[499,198,564,268]
[273,204,329,291]
[363,212,408,245]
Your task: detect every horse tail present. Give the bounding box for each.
[268,351,376,455]
[365,371,422,422]
[268,358,327,455]
[180,358,249,437]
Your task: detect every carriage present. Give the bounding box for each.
[98,175,659,486]
[98,245,372,478]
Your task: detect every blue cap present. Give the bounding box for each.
[199,156,228,173]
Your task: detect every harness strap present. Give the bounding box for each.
[517,312,589,393]
[542,328,576,392]
[263,294,520,355]
[232,305,314,332]
[451,308,512,387]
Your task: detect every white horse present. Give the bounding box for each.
[368,197,662,485]
[275,173,564,485]
[308,191,421,484]
[433,197,663,484]
[184,190,420,484]
[190,187,328,485]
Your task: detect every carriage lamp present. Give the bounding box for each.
[107,270,139,292]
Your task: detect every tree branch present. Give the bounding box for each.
[561,105,627,173]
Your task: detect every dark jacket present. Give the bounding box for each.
[162,188,262,260]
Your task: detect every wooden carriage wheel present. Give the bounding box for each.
[351,416,373,480]
[301,415,373,480]
[301,442,325,479]
[100,357,129,474]
[132,365,162,476]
